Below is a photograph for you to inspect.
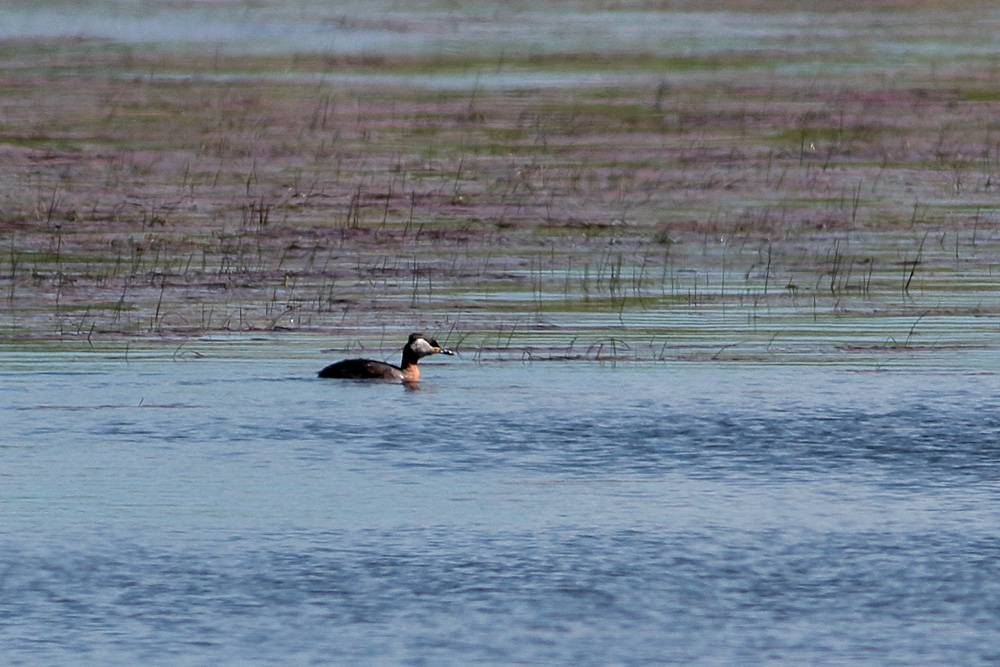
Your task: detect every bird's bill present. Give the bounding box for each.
[428,339,454,355]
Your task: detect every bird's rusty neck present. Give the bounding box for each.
[401,362,420,383]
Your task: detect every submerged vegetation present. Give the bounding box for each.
[2,1,1000,362]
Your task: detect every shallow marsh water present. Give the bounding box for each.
[4,343,1000,664]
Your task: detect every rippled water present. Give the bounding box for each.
[3,344,1000,664]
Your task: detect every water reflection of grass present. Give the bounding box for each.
[2,4,1000,362]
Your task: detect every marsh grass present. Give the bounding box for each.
[3,4,1000,361]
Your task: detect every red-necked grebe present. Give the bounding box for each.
[317,333,454,383]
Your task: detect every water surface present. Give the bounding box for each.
[3,346,1000,664]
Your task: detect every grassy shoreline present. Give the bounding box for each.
[3,3,1000,362]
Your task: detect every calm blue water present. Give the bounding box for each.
[3,348,1000,664]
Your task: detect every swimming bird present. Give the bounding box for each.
[317,333,454,383]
